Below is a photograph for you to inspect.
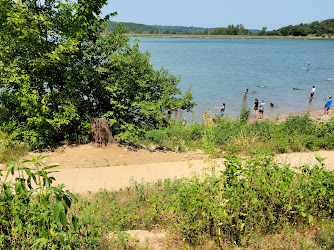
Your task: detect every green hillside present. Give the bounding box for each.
[107,21,209,34]
[107,19,334,37]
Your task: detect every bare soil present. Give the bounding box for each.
[27,143,207,169]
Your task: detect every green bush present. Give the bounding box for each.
[239,103,251,124]
[171,154,334,246]
[144,113,334,155]
[0,131,28,163]
[0,156,96,248]
[73,154,334,248]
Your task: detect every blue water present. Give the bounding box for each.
[131,37,334,122]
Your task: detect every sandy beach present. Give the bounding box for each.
[249,106,332,124]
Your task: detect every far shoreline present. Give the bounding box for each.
[122,34,334,41]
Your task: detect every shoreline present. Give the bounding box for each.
[177,107,331,125]
[264,107,330,123]
[123,34,334,40]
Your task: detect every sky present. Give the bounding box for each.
[101,0,334,31]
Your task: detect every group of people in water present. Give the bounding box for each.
[214,78,332,120]
[173,61,332,123]
[308,77,333,117]
[243,89,267,119]
[214,88,270,120]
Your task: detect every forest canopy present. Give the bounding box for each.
[0,0,194,148]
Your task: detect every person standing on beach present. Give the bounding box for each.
[243,89,249,98]
[324,96,332,117]
[310,86,315,98]
[253,99,259,118]
[259,100,265,119]
[215,103,225,117]
[174,107,178,120]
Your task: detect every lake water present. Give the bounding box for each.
[131,37,334,123]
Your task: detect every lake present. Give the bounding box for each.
[131,37,334,123]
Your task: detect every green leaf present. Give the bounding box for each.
[53,201,63,221]
[65,190,78,203]
[14,181,22,195]
[72,215,78,231]
[63,196,72,210]
[59,211,68,228]
[315,154,326,164]
[59,232,66,246]
[43,164,59,170]
[308,215,314,223]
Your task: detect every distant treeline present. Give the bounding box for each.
[267,19,334,36]
[106,22,260,35]
[107,19,334,37]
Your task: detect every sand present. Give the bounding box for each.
[3,108,334,194]
[39,149,332,194]
[255,107,331,123]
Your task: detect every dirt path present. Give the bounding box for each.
[18,144,334,194]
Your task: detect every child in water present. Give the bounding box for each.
[215,103,225,117]
[259,100,265,119]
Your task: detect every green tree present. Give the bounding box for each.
[0,0,194,148]
[258,27,267,36]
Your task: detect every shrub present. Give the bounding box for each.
[75,154,334,248]
[171,154,334,247]
[0,156,89,248]
[0,131,28,163]
[239,103,251,124]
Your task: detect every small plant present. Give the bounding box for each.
[0,156,81,248]
[239,103,250,124]
[201,110,218,157]
[0,131,29,163]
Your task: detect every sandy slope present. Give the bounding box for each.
[20,144,334,194]
[4,107,333,194]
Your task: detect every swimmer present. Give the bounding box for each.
[215,103,225,117]
[270,103,274,107]
[292,88,301,90]
[260,85,265,88]
[243,89,249,97]
[327,77,332,81]
[310,86,315,98]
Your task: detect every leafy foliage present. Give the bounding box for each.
[0,131,28,163]
[74,155,334,248]
[239,103,250,124]
[107,21,207,34]
[0,0,194,148]
[107,19,334,37]
[143,113,334,155]
[267,19,334,36]
[0,156,82,248]
[170,154,334,246]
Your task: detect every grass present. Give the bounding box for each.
[68,154,334,249]
[1,148,334,248]
[143,113,334,156]
[0,131,29,164]
[2,112,334,248]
